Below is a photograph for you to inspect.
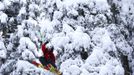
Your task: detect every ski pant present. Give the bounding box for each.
[39,57,56,68]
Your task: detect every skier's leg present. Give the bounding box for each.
[47,60,56,68]
[39,57,48,66]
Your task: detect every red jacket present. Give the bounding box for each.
[41,43,55,64]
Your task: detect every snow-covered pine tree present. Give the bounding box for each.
[0,0,134,75]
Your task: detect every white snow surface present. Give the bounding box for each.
[0,11,8,24]
[13,60,54,75]
[0,41,7,59]
[0,2,5,11]
[18,37,39,57]
[91,28,116,52]
[62,0,89,7]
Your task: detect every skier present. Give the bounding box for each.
[40,41,56,68]
[32,41,62,75]
[32,41,56,68]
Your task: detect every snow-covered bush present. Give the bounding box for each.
[0,41,7,59]
[0,0,134,75]
[0,11,8,27]
[18,37,39,58]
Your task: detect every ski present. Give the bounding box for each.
[31,61,62,75]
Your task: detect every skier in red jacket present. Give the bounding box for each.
[32,41,56,69]
[40,42,56,67]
